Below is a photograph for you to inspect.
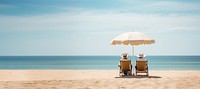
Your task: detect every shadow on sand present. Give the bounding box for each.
[115,75,162,78]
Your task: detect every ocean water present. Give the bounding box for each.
[0,56,200,70]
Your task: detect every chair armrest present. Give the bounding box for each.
[146,66,148,70]
[135,66,137,70]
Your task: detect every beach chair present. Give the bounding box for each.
[135,60,149,76]
[118,60,132,76]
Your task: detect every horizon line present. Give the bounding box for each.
[0,54,200,56]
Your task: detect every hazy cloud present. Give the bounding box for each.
[0,10,199,33]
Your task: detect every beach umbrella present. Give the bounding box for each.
[111,32,155,62]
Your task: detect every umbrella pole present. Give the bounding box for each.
[132,46,134,61]
[132,45,134,75]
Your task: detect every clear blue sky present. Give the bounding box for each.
[0,0,200,55]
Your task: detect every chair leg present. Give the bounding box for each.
[147,67,149,76]
[130,69,132,75]
[135,71,137,76]
[119,69,122,77]
[119,71,123,77]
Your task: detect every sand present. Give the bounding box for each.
[0,70,199,89]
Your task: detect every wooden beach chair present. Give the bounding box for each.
[135,60,149,76]
[118,60,132,76]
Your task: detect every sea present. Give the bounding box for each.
[0,56,199,70]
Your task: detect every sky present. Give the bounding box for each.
[0,0,200,56]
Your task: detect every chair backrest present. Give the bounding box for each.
[136,61,147,71]
[120,61,131,71]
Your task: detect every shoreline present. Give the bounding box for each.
[0,70,199,89]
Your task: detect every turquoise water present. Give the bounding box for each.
[0,56,200,70]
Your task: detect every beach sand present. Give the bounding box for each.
[0,70,199,89]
